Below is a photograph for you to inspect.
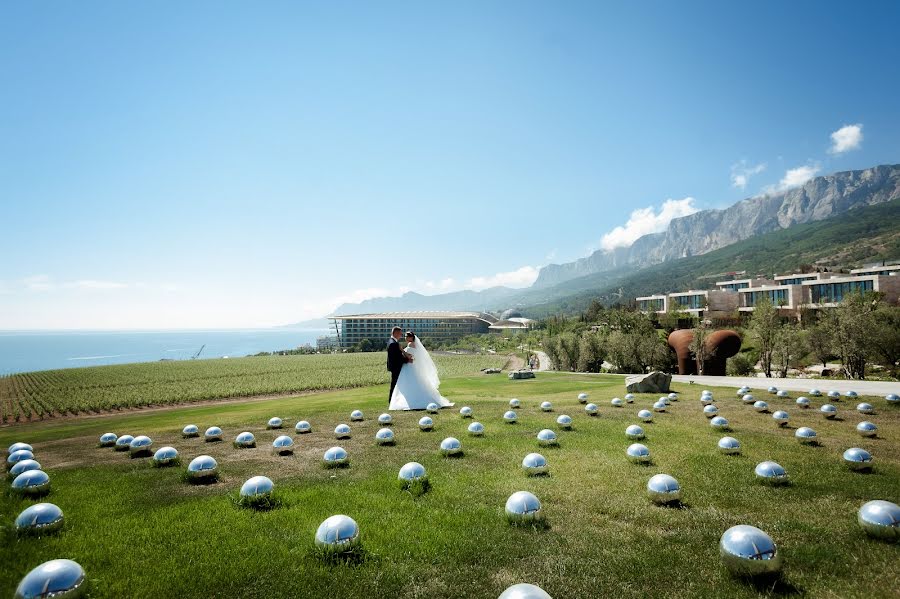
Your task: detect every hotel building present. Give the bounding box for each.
[329,311,497,349]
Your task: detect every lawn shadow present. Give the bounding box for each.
[444,451,465,459]
[745,573,804,596]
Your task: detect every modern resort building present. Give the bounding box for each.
[329,311,498,349]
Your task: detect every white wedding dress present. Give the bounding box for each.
[389,337,454,410]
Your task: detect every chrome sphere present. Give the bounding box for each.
[625,425,645,440]
[627,443,651,464]
[701,390,713,398]
[509,398,521,409]
[522,452,548,475]
[459,406,473,418]
[234,432,256,448]
[334,424,352,439]
[537,429,558,447]
[857,403,875,415]
[113,436,133,451]
[718,436,741,455]
[468,421,484,436]
[295,420,311,434]
[796,397,810,409]
[710,416,730,430]
[886,393,899,404]
[9,459,41,479]
[540,401,553,412]
[504,410,518,423]
[857,500,900,540]
[767,386,778,394]
[267,417,283,429]
[12,470,51,496]
[719,525,781,576]
[661,396,672,406]
[99,433,117,447]
[375,427,395,445]
[647,473,681,505]
[703,405,718,418]
[182,424,199,438]
[653,400,666,412]
[498,583,552,599]
[129,435,153,455]
[152,446,179,466]
[741,394,755,405]
[668,392,678,401]
[378,413,393,425]
[843,447,873,471]
[204,427,222,442]
[820,404,837,419]
[809,388,822,397]
[625,393,635,403]
[398,461,427,482]
[315,514,360,554]
[419,416,434,431]
[795,427,817,444]
[350,410,364,422]
[611,398,623,407]
[187,455,218,480]
[638,409,653,422]
[272,435,294,455]
[14,559,85,599]
[577,392,588,403]
[845,390,858,399]
[505,490,543,523]
[701,395,714,405]
[737,386,750,395]
[857,421,877,437]
[441,436,462,456]
[827,390,841,399]
[8,449,35,466]
[776,390,789,398]
[584,403,599,416]
[240,475,274,498]
[755,461,788,485]
[753,401,768,413]
[8,442,33,454]
[772,411,789,426]
[556,414,573,430]
[323,446,348,467]
[15,502,64,535]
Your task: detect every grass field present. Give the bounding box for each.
[0,352,509,423]
[2,371,898,598]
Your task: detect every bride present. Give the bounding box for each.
[389,332,454,410]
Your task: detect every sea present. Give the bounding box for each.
[0,329,331,375]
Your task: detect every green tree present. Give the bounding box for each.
[806,322,833,368]
[689,321,712,375]
[772,324,806,378]
[748,296,780,377]
[823,291,880,379]
[576,331,606,372]
[869,305,900,374]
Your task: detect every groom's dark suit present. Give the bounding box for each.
[386,337,409,405]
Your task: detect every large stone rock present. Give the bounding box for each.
[626,371,672,393]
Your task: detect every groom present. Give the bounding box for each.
[386,326,413,405]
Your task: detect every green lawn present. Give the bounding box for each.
[2,373,898,598]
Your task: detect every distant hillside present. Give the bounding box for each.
[330,287,522,316]
[534,164,900,287]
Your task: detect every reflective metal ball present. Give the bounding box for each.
[181,425,199,438]
[857,403,875,415]
[204,427,222,442]
[12,470,50,496]
[796,397,810,409]
[152,446,179,466]
[857,500,900,539]
[625,393,635,403]
[772,411,789,426]
[505,490,543,523]
[577,392,588,403]
[267,417,283,429]
[14,559,85,599]
[753,401,768,413]
[441,437,462,456]
[419,416,434,431]
[625,425,645,440]
[843,447,873,471]
[795,427,817,444]
[378,413,393,425]
[768,386,778,394]
[886,393,899,404]
[315,514,360,554]
[638,409,653,422]
[710,416,730,430]
[8,449,35,466]
[272,435,294,455]
[9,459,41,479]
[323,446,348,467]
[240,475,274,498]
[537,429,558,447]
[498,583,552,599]
[827,390,840,399]
[540,401,553,412]
[653,401,666,412]
[295,420,311,434]
[8,442,33,455]
[755,461,788,485]
[504,410,518,423]
[129,435,153,455]
[15,502,64,535]
[647,473,681,505]
[701,395,714,405]
[350,410,364,422]
[668,392,678,401]
[662,396,672,406]
[820,404,837,419]
[234,432,256,448]
[509,398,521,409]
[737,386,750,395]
[718,436,741,455]
[627,443,650,464]
[114,436,133,451]
[187,455,218,480]
[584,403,599,416]
[809,388,822,397]
[611,398,623,407]
[703,405,718,418]
[334,424,352,439]
[776,390,789,398]
[459,406,473,418]
[719,525,781,576]
[468,421,484,436]
[556,414,572,430]
[741,394,755,405]
[99,433,117,447]
[522,452,548,475]
[426,403,439,414]
[702,390,713,397]
[845,390,858,399]
[398,461,427,482]
[375,427,395,445]
[857,421,877,437]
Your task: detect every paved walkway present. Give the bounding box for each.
[671,374,899,396]
[533,350,552,372]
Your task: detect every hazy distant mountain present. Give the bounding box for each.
[534,164,900,287]
[331,287,523,315]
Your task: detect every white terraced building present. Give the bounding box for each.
[329,311,497,349]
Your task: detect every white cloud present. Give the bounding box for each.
[763,162,821,194]
[424,278,456,291]
[67,280,128,290]
[464,266,539,290]
[829,123,863,154]
[599,197,699,252]
[23,274,55,291]
[730,161,767,190]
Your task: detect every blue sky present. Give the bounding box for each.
[2,1,898,329]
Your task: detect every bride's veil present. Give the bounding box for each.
[413,336,440,389]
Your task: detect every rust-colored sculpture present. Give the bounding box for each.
[667,329,741,376]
